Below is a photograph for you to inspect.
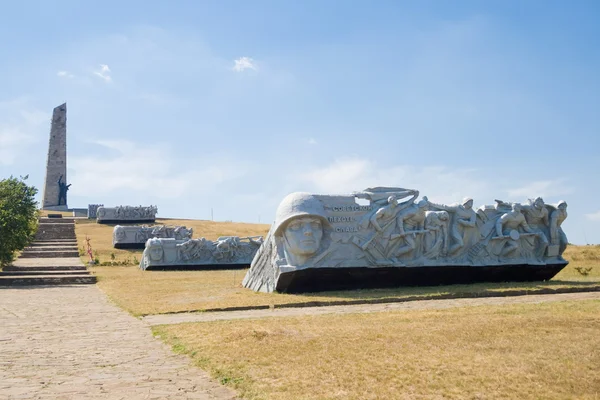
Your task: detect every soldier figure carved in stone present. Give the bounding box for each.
[429,197,477,256]
[495,203,536,256]
[550,201,568,254]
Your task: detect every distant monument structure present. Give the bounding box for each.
[42,103,70,211]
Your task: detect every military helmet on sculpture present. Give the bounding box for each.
[273,192,331,237]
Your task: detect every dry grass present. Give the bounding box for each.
[74,218,270,265]
[154,299,600,400]
[93,255,600,316]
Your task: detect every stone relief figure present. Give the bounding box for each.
[57,175,71,206]
[494,203,537,257]
[271,192,333,268]
[549,201,568,255]
[173,226,193,240]
[429,197,478,256]
[520,197,550,257]
[423,211,449,259]
[357,189,419,264]
[177,238,213,261]
[215,237,241,261]
[145,238,164,262]
[113,226,126,243]
[391,197,430,259]
[135,226,152,243]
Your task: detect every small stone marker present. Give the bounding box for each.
[242,188,569,293]
[87,204,104,219]
[113,225,193,249]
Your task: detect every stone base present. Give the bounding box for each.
[97,219,156,224]
[143,263,250,271]
[43,205,69,211]
[71,208,87,217]
[114,243,146,249]
[274,263,569,293]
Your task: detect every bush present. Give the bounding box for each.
[0,176,38,266]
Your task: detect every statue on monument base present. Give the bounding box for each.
[57,175,71,206]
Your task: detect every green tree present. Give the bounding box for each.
[0,176,39,266]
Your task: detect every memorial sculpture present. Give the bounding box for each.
[96,205,158,224]
[113,225,193,249]
[242,188,569,293]
[139,235,264,270]
[42,103,69,210]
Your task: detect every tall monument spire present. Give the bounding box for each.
[42,103,68,210]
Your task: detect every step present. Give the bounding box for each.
[19,250,80,258]
[24,245,78,251]
[37,224,75,230]
[32,240,78,244]
[35,231,76,236]
[3,265,88,272]
[39,218,76,224]
[29,243,78,248]
[0,275,97,286]
[0,270,91,276]
[34,235,77,241]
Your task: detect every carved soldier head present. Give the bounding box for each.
[557,200,567,210]
[512,203,522,213]
[273,192,332,266]
[462,197,474,209]
[533,197,545,209]
[146,238,164,261]
[114,226,126,242]
[387,195,398,207]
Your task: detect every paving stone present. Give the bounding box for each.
[0,286,237,399]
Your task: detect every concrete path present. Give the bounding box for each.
[0,285,237,400]
[143,291,600,326]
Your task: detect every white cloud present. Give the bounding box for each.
[0,102,49,166]
[308,138,317,145]
[586,211,600,221]
[69,139,247,199]
[295,157,492,205]
[57,70,74,78]
[232,57,257,72]
[93,64,112,82]
[0,127,37,165]
[507,180,573,198]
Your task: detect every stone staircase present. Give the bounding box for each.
[0,217,96,286]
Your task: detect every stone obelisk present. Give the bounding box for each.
[42,103,68,210]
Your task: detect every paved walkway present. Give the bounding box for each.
[143,291,600,326]
[0,285,237,400]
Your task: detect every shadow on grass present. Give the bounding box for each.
[292,279,597,298]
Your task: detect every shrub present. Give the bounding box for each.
[0,176,38,266]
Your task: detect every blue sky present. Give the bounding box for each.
[1,1,598,244]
